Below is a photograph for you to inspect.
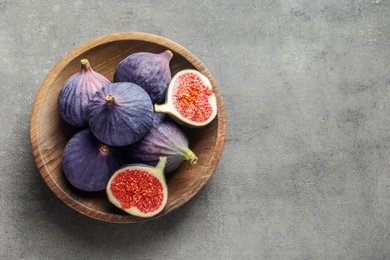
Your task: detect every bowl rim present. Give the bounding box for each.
[30,32,226,223]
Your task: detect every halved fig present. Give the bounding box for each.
[106,157,168,218]
[154,69,217,127]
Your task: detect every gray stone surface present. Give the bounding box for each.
[1,0,390,259]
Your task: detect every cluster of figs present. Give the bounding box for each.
[57,50,217,218]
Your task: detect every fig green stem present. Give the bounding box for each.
[100,144,108,154]
[184,149,198,165]
[80,59,92,72]
[106,94,115,105]
[154,103,169,113]
[156,156,167,171]
[81,59,89,66]
[163,50,173,59]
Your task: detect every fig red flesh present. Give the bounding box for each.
[172,72,214,122]
[110,169,164,213]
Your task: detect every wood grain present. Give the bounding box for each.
[30,32,226,223]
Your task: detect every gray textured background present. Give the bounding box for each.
[1,0,390,259]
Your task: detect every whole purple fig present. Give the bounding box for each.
[87,82,154,146]
[62,129,127,192]
[127,113,198,173]
[58,59,110,128]
[113,50,173,104]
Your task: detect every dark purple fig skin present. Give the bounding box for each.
[113,50,173,104]
[62,129,127,192]
[58,59,110,128]
[127,113,198,173]
[87,82,153,146]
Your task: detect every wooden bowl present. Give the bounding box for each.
[30,32,226,223]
